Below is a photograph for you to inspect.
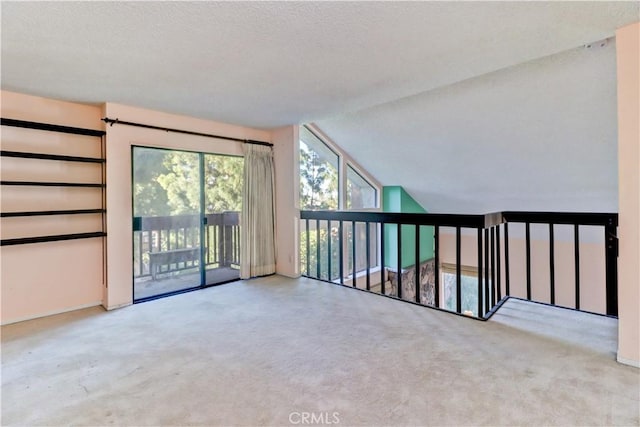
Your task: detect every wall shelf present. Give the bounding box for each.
[1,180,105,188]
[0,150,105,163]
[1,232,107,247]
[0,118,106,245]
[0,118,105,137]
[1,209,106,218]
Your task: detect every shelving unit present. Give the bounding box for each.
[0,117,107,246]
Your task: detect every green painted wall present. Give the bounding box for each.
[383,186,434,269]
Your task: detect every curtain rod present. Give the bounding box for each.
[101,117,273,147]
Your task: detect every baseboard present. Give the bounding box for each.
[274,271,301,279]
[103,301,132,311]
[1,301,103,326]
[617,354,640,368]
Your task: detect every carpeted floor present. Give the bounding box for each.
[2,275,639,426]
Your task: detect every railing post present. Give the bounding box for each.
[456,226,461,313]
[224,223,233,267]
[217,220,225,268]
[549,223,555,305]
[397,223,402,299]
[305,219,310,276]
[490,226,496,308]
[504,222,510,296]
[415,224,421,304]
[316,219,321,279]
[380,222,385,295]
[365,222,371,291]
[525,222,531,301]
[434,226,439,308]
[484,228,490,314]
[496,226,501,301]
[574,224,580,310]
[327,220,333,281]
[477,227,483,317]
[352,221,357,288]
[338,221,344,285]
[605,222,618,316]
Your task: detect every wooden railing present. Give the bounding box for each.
[300,210,618,319]
[133,212,240,279]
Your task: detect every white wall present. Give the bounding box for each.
[317,42,619,214]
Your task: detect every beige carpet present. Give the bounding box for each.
[2,275,639,426]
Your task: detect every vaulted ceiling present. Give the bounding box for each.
[2,1,638,212]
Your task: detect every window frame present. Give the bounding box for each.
[300,124,381,211]
[440,263,484,316]
[298,125,342,210]
[346,163,379,210]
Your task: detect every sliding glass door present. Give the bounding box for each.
[132,147,242,301]
[203,153,243,285]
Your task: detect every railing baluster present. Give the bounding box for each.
[477,227,483,317]
[338,221,344,285]
[163,229,168,274]
[138,231,143,276]
[397,223,402,299]
[365,222,371,291]
[210,225,214,265]
[380,222,385,295]
[525,222,531,300]
[181,227,185,269]
[504,222,510,296]
[434,226,440,308]
[484,228,489,313]
[305,219,310,276]
[574,224,580,310]
[604,221,618,316]
[490,227,496,308]
[456,226,461,313]
[352,221,357,288]
[549,223,555,305]
[415,224,421,304]
[316,219,321,279]
[327,220,332,281]
[496,226,502,301]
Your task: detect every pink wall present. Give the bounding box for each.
[103,103,271,309]
[271,125,301,278]
[2,91,283,320]
[1,91,105,324]
[615,22,640,367]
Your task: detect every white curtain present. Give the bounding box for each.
[240,143,276,278]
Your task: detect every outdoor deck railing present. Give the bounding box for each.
[300,210,618,319]
[133,212,240,279]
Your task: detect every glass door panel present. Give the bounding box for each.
[203,153,243,285]
[132,147,202,300]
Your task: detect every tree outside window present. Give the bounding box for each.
[299,127,338,210]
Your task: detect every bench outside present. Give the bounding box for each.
[149,248,200,280]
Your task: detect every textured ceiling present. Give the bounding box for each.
[1,1,638,129]
[2,2,638,214]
